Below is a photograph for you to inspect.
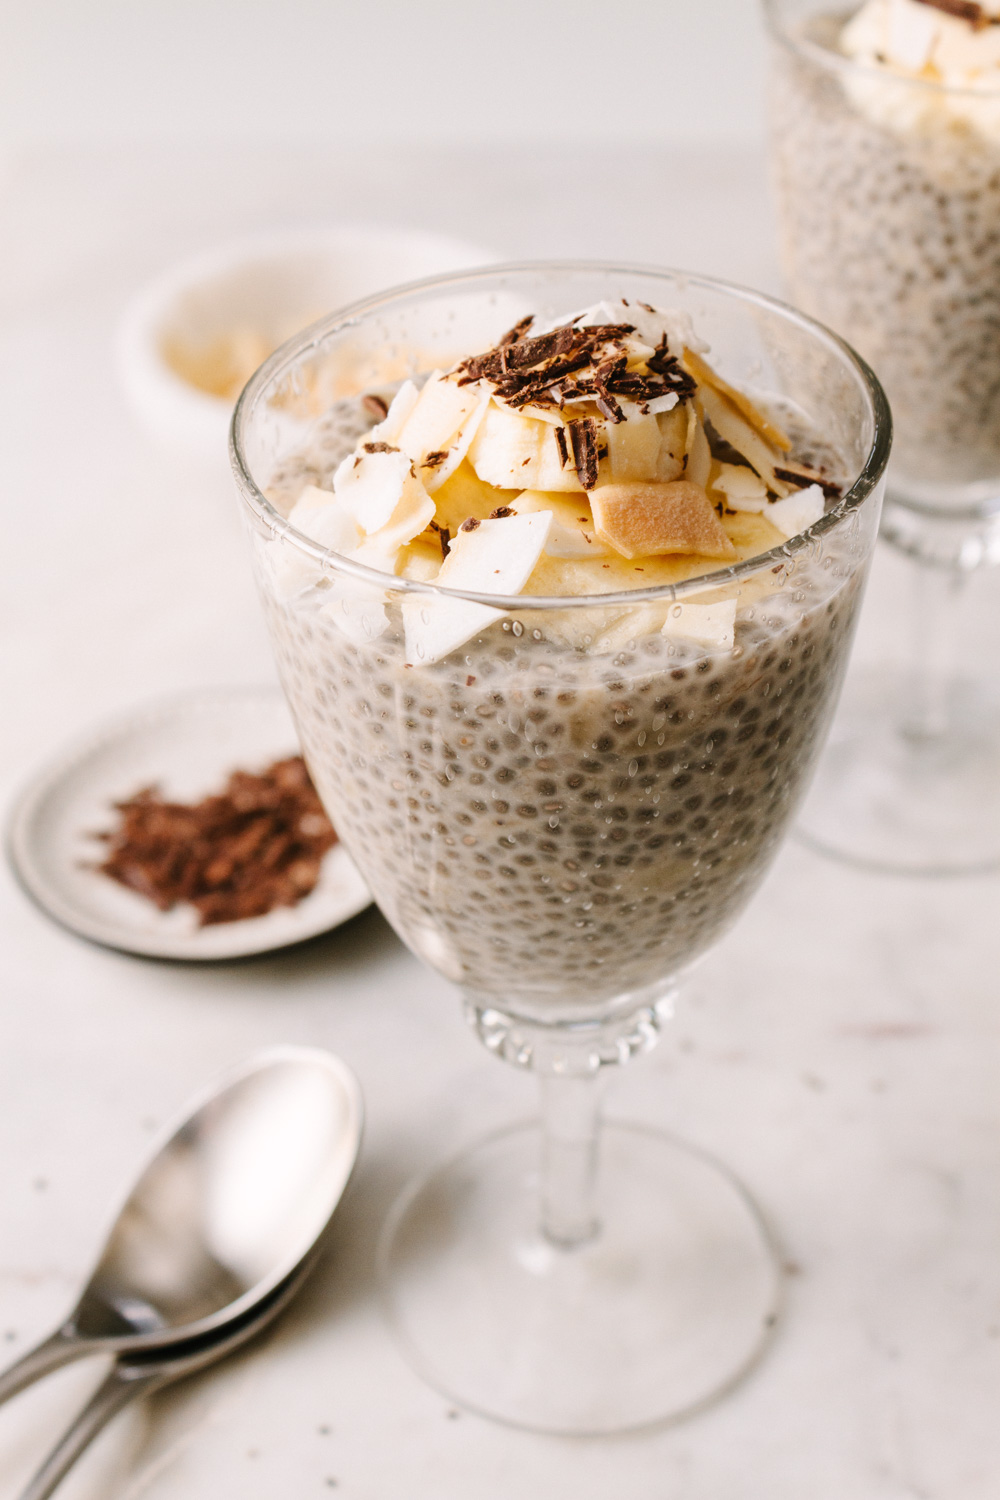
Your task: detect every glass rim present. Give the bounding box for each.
[230,259,892,613]
[762,0,1000,101]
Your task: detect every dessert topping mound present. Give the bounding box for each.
[94,755,337,925]
[282,300,841,662]
[842,0,1000,88]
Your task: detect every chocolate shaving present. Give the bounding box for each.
[590,356,627,424]
[569,417,600,490]
[429,519,451,556]
[362,393,389,420]
[774,463,842,500]
[460,517,481,531]
[913,0,995,25]
[489,506,515,519]
[704,420,754,469]
[648,340,698,400]
[454,314,696,448]
[499,314,535,346]
[362,441,398,455]
[456,322,638,409]
[93,757,337,927]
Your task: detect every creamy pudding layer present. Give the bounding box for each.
[248,305,870,1014]
[770,0,1000,492]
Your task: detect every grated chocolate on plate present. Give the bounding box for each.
[93,755,337,926]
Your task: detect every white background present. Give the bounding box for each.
[0,0,767,153]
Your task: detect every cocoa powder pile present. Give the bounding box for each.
[95,756,337,925]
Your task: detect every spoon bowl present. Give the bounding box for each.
[17,1259,318,1500]
[0,1047,363,1404]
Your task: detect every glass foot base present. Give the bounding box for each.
[797,669,1000,876]
[378,1121,781,1435]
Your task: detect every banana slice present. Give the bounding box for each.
[722,509,786,559]
[604,402,662,482]
[656,406,688,482]
[467,401,585,492]
[431,461,516,533]
[511,490,608,557]
[685,408,712,489]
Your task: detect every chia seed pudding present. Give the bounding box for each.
[238,298,881,1019]
[767,0,1000,497]
[261,565,862,1015]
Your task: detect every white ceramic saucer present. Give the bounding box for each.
[6,685,372,960]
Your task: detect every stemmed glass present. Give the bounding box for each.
[765,0,1000,874]
[231,263,889,1434]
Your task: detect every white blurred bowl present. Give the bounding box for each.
[116,226,497,472]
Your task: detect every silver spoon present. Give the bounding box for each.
[0,1046,363,1407]
[16,1256,317,1500]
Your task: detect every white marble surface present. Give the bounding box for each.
[1,143,999,1499]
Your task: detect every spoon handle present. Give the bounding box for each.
[16,1363,161,1500]
[0,1330,84,1409]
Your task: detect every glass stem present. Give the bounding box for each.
[902,557,965,744]
[539,1070,604,1248]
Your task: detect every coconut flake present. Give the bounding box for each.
[712,463,769,512]
[662,597,737,650]
[333,445,435,549]
[402,510,553,665]
[368,380,420,445]
[394,372,492,493]
[767,484,826,540]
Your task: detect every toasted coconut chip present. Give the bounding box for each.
[696,386,790,498]
[590,480,737,561]
[684,349,792,453]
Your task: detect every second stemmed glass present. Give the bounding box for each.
[766,0,1000,874]
[232,263,889,1434]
